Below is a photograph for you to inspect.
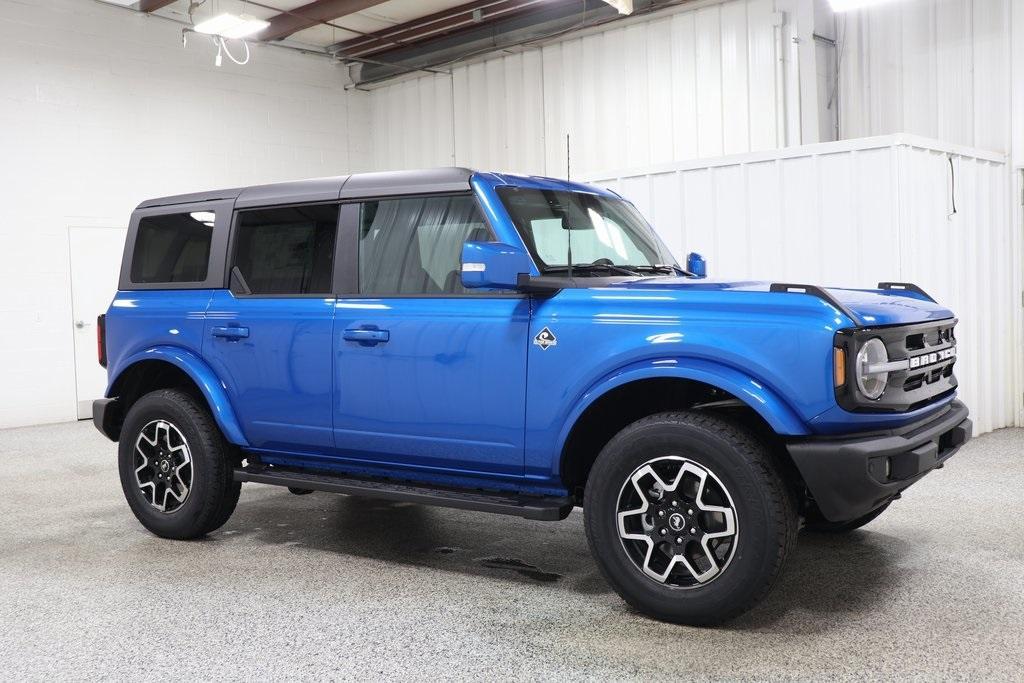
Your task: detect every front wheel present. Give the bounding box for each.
[583,412,797,625]
[118,389,240,539]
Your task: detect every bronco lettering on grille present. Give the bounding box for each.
[908,347,956,370]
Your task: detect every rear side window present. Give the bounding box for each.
[358,195,492,295]
[130,211,214,283]
[231,204,339,295]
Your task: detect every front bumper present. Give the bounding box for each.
[786,400,971,522]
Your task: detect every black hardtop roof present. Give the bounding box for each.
[135,167,476,210]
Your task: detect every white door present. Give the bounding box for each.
[69,226,127,419]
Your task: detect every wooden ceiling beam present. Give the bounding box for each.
[333,0,549,57]
[255,0,390,41]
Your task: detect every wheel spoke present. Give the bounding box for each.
[133,419,192,514]
[616,456,738,589]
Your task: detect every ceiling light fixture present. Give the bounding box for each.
[828,0,902,11]
[193,12,270,39]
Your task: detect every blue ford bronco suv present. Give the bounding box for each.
[94,168,971,624]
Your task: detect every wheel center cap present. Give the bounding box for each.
[668,512,686,531]
[160,460,170,473]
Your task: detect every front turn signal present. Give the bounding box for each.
[833,347,846,387]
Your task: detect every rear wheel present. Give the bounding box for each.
[583,411,797,625]
[118,389,240,539]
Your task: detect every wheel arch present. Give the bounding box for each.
[105,346,248,447]
[557,360,809,496]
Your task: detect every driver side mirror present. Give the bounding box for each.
[686,252,707,279]
[461,241,533,290]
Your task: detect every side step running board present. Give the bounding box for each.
[234,466,574,522]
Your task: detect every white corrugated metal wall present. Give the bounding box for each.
[367,0,782,176]
[586,135,1015,435]
[837,0,1011,154]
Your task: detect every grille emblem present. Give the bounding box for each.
[909,347,956,370]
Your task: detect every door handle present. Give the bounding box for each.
[211,326,249,340]
[343,327,390,346]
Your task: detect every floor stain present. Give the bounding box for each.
[478,556,562,582]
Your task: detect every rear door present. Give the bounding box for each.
[332,195,530,476]
[203,203,341,452]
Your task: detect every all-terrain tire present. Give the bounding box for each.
[118,389,241,539]
[583,411,797,625]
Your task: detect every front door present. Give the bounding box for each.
[203,203,340,452]
[333,194,530,476]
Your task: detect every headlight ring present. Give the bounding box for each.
[856,337,889,400]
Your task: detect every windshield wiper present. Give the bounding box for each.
[626,264,696,277]
[543,263,640,277]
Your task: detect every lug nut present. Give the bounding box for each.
[687,508,693,515]
[675,537,683,544]
[657,510,666,518]
[671,500,679,508]
[659,528,667,536]
[690,527,696,534]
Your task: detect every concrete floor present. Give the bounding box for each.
[1,421,1022,681]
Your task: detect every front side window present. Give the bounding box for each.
[232,204,338,295]
[497,187,676,274]
[130,211,214,283]
[358,195,492,295]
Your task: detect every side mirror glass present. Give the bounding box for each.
[686,252,707,279]
[461,241,533,290]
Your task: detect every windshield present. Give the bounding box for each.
[497,186,676,274]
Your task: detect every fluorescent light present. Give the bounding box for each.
[193,13,270,39]
[829,0,902,11]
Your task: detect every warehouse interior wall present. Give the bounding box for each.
[367,0,798,177]
[837,0,1011,154]
[0,0,369,428]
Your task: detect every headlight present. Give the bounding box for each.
[856,337,888,399]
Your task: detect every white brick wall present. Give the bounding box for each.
[0,0,368,428]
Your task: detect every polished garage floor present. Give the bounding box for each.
[1,421,1022,680]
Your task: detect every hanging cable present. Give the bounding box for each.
[218,36,251,65]
[948,155,958,219]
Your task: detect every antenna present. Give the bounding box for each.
[566,133,573,281]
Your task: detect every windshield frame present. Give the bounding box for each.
[495,186,677,275]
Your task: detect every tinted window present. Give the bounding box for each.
[358,195,492,295]
[131,211,214,283]
[231,204,339,295]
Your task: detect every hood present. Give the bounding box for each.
[609,277,955,327]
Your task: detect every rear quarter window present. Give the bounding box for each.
[130,212,214,284]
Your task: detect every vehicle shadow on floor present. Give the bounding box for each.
[225,488,910,630]
[730,530,911,632]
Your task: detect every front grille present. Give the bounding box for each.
[835,319,958,412]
